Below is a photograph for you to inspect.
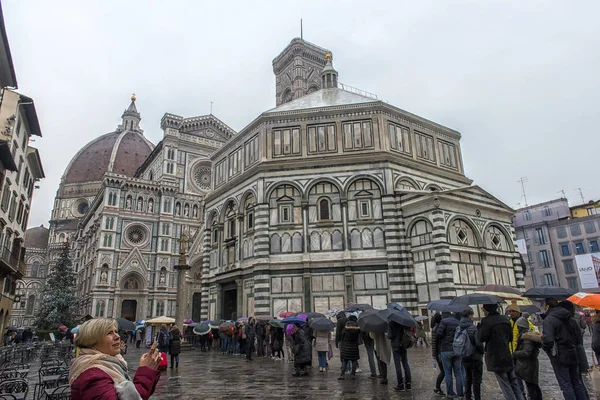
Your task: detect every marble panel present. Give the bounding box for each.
[321,232,332,250]
[289,298,302,312]
[351,230,361,249]
[310,232,321,250]
[334,275,344,291]
[426,261,438,282]
[365,273,376,289]
[348,202,357,221]
[323,275,333,291]
[417,285,429,302]
[271,235,281,253]
[270,209,278,226]
[429,284,440,300]
[312,276,323,292]
[467,265,476,284]
[330,296,345,310]
[282,277,292,293]
[314,297,329,314]
[373,200,382,220]
[376,273,388,289]
[332,231,343,250]
[281,234,291,253]
[293,277,303,292]
[374,229,384,248]
[362,229,373,248]
[309,206,317,223]
[459,264,468,284]
[332,204,341,221]
[273,277,283,294]
[294,207,302,223]
[452,263,460,283]
[354,274,365,290]
[293,234,303,252]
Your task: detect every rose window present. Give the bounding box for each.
[127,227,145,244]
[194,167,212,190]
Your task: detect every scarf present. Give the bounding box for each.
[69,348,141,400]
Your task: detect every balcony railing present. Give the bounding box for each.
[0,246,21,275]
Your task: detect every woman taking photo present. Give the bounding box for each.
[69,318,162,400]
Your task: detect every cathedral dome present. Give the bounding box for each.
[61,97,154,184]
[62,130,153,184]
[24,225,49,249]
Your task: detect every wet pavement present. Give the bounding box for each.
[121,336,599,400]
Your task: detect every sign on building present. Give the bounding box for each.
[575,253,600,288]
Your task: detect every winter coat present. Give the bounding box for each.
[135,329,142,341]
[245,323,256,341]
[374,332,392,365]
[387,321,409,351]
[256,321,266,339]
[436,316,460,353]
[458,317,484,360]
[169,330,181,356]
[541,306,582,366]
[70,366,160,400]
[477,311,513,373]
[335,312,347,348]
[314,329,331,352]
[431,325,440,357]
[292,327,312,366]
[509,317,535,353]
[592,320,600,355]
[416,324,426,339]
[512,331,541,384]
[574,313,587,331]
[340,321,361,361]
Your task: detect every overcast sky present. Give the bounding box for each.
[3,0,599,228]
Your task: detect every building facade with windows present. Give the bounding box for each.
[36,38,523,324]
[515,198,600,291]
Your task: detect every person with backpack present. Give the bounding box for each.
[157,325,170,353]
[478,303,524,400]
[512,316,542,400]
[387,320,413,391]
[436,312,464,398]
[542,298,588,400]
[458,309,484,400]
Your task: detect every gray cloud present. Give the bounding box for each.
[3,0,599,227]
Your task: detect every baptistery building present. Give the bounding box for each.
[35,37,523,323]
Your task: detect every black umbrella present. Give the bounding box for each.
[115,318,136,331]
[379,307,417,329]
[357,309,388,333]
[309,318,335,331]
[426,299,451,311]
[344,304,373,312]
[522,286,574,300]
[450,293,505,306]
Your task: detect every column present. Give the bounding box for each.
[302,202,309,253]
[253,272,271,316]
[200,225,211,320]
[237,215,244,262]
[236,279,243,317]
[341,200,348,250]
[431,209,455,299]
[382,193,418,314]
[253,203,270,258]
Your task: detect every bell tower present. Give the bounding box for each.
[272,38,332,106]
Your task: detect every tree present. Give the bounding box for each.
[34,241,78,329]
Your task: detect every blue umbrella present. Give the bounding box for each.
[380,305,418,328]
[281,316,307,325]
[71,325,80,334]
[134,325,145,332]
[202,320,217,325]
[426,299,451,311]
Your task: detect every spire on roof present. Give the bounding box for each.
[321,52,338,89]
[119,93,142,133]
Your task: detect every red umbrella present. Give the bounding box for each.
[58,325,68,332]
[279,311,294,318]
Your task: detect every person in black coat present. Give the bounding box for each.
[291,324,312,376]
[512,317,542,400]
[436,312,463,398]
[592,314,600,363]
[245,317,256,361]
[387,320,412,392]
[431,313,445,396]
[256,320,266,357]
[460,309,484,400]
[339,315,361,380]
[169,326,182,369]
[477,303,524,400]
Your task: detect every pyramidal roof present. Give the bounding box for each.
[265,87,379,114]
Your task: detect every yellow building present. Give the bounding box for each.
[571,200,600,218]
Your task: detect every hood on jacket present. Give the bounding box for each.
[547,306,572,322]
[441,316,460,327]
[344,321,360,331]
[459,317,474,329]
[522,331,542,343]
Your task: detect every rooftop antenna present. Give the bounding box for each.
[300,19,303,40]
[518,177,529,207]
[210,101,213,115]
[576,188,585,204]
[558,190,567,200]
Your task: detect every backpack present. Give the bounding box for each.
[158,331,169,348]
[453,326,474,357]
[401,328,416,349]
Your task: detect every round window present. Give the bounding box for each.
[126,226,146,245]
[193,166,212,190]
[77,202,89,215]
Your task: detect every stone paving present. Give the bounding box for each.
[120,335,599,400]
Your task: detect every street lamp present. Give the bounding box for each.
[173,232,190,331]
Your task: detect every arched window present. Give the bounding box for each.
[148,171,154,181]
[137,197,143,211]
[147,198,154,213]
[396,179,418,191]
[486,226,511,251]
[319,198,330,221]
[175,202,181,216]
[95,301,105,317]
[448,219,478,247]
[410,220,433,247]
[30,262,39,278]
[26,295,35,315]
[156,301,165,316]
[124,277,139,290]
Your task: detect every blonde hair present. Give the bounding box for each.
[76,318,117,348]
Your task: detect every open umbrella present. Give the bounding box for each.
[279,311,295,318]
[344,303,373,312]
[292,312,325,320]
[309,318,335,331]
[136,320,146,325]
[426,299,451,311]
[281,316,306,325]
[236,317,249,323]
[296,314,308,321]
[58,325,68,332]
[357,309,388,333]
[522,286,574,300]
[146,316,176,325]
[269,319,284,328]
[218,322,234,332]
[71,325,80,334]
[415,316,428,321]
[450,293,505,306]
[202,320,217,325]
[568,292,600,309]
[379,308,417,329]
[5,326,17,333]
[326,308,343,318]
[134,325,145,332]
[184,319,194,325]
[116,318,136,331]
[193,323,211,335]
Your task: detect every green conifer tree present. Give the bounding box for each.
[34,241,78,329]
